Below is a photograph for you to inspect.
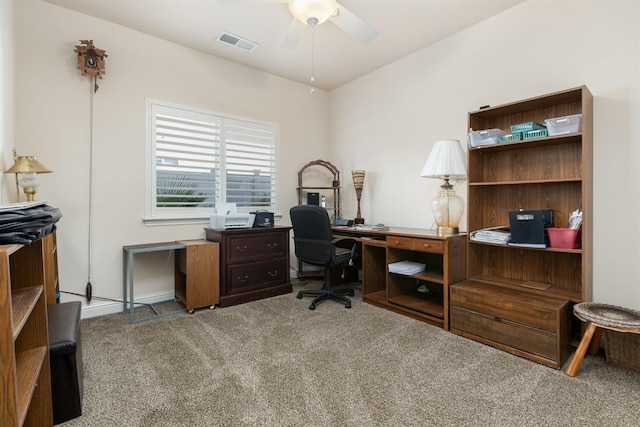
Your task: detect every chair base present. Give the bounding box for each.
[297,287,354,310]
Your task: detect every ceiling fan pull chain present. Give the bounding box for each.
[310,28,316,94]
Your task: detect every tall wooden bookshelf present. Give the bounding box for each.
[450,86,593,369]
[1,238,53,426]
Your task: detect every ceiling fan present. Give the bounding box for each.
[224,0,379,49]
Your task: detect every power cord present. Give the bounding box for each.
[60,290,155,308]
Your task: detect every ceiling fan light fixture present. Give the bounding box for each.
[289,0,337,27]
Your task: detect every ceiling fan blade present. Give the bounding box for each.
[282,17,307,49]
[331,3,379,44]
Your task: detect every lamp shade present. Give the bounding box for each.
[420,139,467,180]
[6,156,53,174]
[289,0,337,26]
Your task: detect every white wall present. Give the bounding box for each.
[1,0,14,203]
[14,0,330,316]
[330,0,640,308]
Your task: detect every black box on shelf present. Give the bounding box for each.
[307,192,319,205]
[509,210,553,244]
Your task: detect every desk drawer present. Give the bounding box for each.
[386,237,443,254]
[227,234,286,263]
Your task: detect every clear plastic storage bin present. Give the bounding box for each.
[468,128,505,147]
[545,114,582,136]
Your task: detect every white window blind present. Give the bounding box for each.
[223,118,276,208]
[147,101,278,221]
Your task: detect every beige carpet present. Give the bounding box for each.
[62,281,640,426]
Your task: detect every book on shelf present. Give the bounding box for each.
[507,241,548,248]
[388,260,426,275]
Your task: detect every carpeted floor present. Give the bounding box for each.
[61,280,640,426]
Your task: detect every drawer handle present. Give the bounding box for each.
[266,243,278,249]
[268,270,278,277]
[235,245,248,252]
[394,240,400,246]
[423,243,430,248]
[237,275,249,282]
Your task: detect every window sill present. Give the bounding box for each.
[143,213,283,227]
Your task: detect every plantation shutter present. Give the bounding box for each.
[153,105,221,213]
[223,118,277,209]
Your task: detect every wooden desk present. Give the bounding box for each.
[332,227,467,330]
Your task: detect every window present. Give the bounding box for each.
[147,100,277,222]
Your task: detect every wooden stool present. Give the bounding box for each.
[566,302,640,376]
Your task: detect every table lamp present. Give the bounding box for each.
[5,150,53,202]
[352,170,366,224]
[420,140,467,233]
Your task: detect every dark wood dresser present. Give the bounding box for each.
[205,226,292,307]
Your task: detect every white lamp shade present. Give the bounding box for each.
[420,139,467,179]
[289,0,337,26]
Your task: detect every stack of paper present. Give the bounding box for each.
[469,226,511,245]
[388,261,426,275]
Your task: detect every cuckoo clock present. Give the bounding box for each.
[74,40,107,92]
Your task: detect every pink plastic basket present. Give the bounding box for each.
[547,227,581,249]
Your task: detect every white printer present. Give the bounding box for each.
[209,203,255,230]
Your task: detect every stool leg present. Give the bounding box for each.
[566,322,598,377]
[588,327,602,357]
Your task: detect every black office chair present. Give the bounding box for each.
[290,205,356,310]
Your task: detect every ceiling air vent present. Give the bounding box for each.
[216,31,259,52]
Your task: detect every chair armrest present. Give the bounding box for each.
[331,237,357,247]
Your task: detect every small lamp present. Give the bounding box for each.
[5,150,53,202]
[352,170,366,225]
[421,140,467,234]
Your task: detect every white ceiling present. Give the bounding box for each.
[43,0,524,91]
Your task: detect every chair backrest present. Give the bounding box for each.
[289,205,334,266]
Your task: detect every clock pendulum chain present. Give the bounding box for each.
[86,78,94,302]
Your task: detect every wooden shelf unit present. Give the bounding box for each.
[1,239,54,426]
[42,233,59,304]
[296,159,343,278]
[296,159,341,219]
[451,86,593,369]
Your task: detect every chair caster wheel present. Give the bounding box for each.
[296,294,303,299]
[348,290,355,297]
[345,302,352,309]
[309,304,315,310]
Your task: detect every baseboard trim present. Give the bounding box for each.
[80,291,176,319]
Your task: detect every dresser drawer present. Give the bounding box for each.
[227,233,287,263]
[450,281,568,332]
[450,306,558,361]
[386,237,443,254]
[226,259,288,294]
